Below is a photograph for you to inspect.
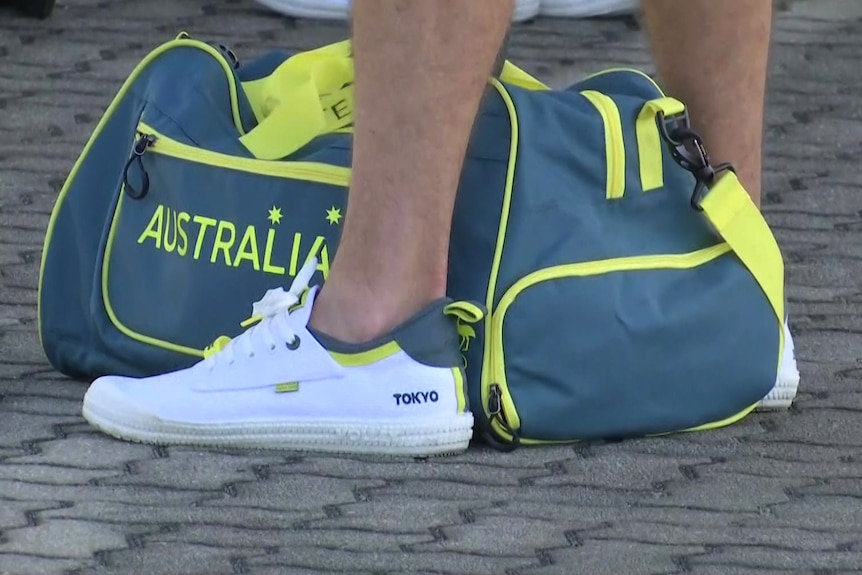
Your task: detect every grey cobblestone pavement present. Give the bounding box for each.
[1,1,861,573]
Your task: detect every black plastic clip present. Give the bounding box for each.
[657,111,735,211]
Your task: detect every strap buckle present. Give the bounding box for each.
[657,110,735,211]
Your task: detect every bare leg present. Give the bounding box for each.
[310,0,513,342]
[641,0,773,205]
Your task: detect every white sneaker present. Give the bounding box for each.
[756,320,801,410]
[540,0,639,18]
[82,260,475,456]
[253,0,542,22]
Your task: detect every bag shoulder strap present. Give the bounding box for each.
[700,171,786,367]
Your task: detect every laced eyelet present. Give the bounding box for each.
[269,344,277,352]
[286,336,301,351]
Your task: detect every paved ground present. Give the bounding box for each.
[1,1,862,574]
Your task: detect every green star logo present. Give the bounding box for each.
[325,206,343,225]
[267,206,283,225]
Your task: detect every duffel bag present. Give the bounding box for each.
[38,34,788,447]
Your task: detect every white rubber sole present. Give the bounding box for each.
[82,396,474,457]
[252,0,541,22]
[755,321,800,410]
[540,0,639,17]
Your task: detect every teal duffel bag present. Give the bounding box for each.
[38,35,786,448]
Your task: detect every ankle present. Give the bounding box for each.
[310,280,443,344]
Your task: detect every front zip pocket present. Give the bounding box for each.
[123,122,351,194]
[480,242,779,447]
[100,122,350,367]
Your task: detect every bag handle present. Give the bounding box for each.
[239,41,355,160]
[238,40,549,161]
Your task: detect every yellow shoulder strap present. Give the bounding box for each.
[699,171,785,367]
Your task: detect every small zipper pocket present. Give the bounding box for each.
[481,243,733,446]
[581,90,626,200]
[123,122,351,198]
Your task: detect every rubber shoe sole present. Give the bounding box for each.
[756,321,800,410]
[82,383,474,457]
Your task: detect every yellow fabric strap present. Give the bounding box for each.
[635,97,685,192]
[699,172,785,366]
[239,40,548,160]
[239,42,355,160]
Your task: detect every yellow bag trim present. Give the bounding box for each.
[480,79,521,428]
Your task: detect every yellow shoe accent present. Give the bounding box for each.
[328,341,402,367]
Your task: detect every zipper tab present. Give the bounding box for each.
[488,384,503,416]
[133,133,156,155]
[481,384,520,452]
[123,134,155,199]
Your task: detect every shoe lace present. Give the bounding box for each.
[202,258,319,368]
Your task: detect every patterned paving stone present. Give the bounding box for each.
[1,0,861,573]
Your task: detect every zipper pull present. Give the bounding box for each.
[488,384,503,417]
[133,134,155,154]
[482,384,520,452]
[123,134,155,199]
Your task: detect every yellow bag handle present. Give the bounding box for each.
[239,40,549,161]
[239,41,355,160]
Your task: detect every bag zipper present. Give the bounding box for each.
[482,243,733,447]
[122,122,351,196]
